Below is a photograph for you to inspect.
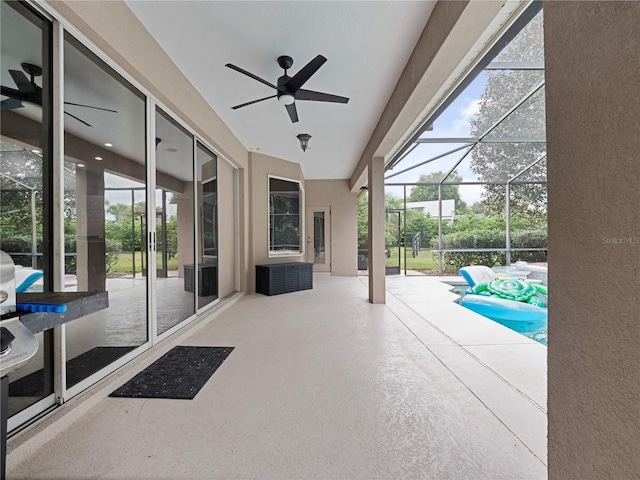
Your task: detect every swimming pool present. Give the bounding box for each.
[450,284,548,346]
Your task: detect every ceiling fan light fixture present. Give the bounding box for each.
[297,133,311,153]
[278,94,295,105]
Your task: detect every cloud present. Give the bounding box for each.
[451,98,480,135]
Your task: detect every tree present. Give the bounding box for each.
[357,193,368,249]
[408,171,462,202]
[468,12,547,220]
[404,208,438,244]
[357,192,440,255]
[103,200,146,252]
[408,171,469,213]
[357,192,416,249]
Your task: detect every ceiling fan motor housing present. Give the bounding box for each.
[277,74,294,103]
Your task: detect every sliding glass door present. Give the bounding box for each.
[62,32,149,391]
[1,0,55,423]
[155,108,195,335]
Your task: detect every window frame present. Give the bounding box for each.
[267,175,305,258]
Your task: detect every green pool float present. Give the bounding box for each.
[472,279,548,306]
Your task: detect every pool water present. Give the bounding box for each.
[527,326,547,346]
[450,284,548,346]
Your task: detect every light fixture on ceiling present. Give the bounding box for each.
[278,94,295,106]
[297,133,311,153]
[104,143,113,147]
[95,156,102,161]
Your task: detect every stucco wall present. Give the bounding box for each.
[248,152,305,292]
[305,180,358,276]
[545,2,640,478]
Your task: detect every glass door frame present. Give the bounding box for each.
[306,206,331,272]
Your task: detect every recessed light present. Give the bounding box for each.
[31,149,40,154]
[95,156,103,161]
[77,164,85,168]
[104,143,113,147]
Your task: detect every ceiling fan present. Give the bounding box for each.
[225,55,349,123]
[1,62,117,127]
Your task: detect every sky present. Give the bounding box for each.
[385,73,487,205]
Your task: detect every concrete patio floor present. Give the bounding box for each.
[6,273,547,479]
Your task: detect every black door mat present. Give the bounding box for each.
[109,346,234,400]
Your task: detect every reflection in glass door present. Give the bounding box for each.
[155,108,195,335]
[63,32,148,392]
[196,142,218,310]
[1,0,55,426]
[306,206,330,271]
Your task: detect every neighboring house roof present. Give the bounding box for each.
[405,199,456,220]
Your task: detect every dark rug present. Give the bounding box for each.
[109,346,234,400]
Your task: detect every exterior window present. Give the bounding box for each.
[269,176,303,256]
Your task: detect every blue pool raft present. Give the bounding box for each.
[458,266,548,334]
[460,294,547,334]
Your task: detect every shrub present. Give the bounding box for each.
[0,234,38,267]
[431,228,547,273]
[510,229,548,263]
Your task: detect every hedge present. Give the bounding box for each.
[430,228,547,273]
[0,233,121,274]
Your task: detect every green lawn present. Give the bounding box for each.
[386,247,439,272]
[108,252,179,274]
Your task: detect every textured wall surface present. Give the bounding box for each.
[305,180,358,276]
[248,152,304,292]
[545,2,640,479]
[218,159,236,298]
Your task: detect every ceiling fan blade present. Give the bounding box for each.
[64,101,117,113]
[225,64,278,90]
[64,111,92,128]
[231,95,277,110]
[296,89,349,104]
[9,70,37,95]
[1,97,23,111]
[285,102,299,123]
[284,55,327,93]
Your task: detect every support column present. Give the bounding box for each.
[368,156,385,304]
[545,2,640,479]
[75,166,106,292]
